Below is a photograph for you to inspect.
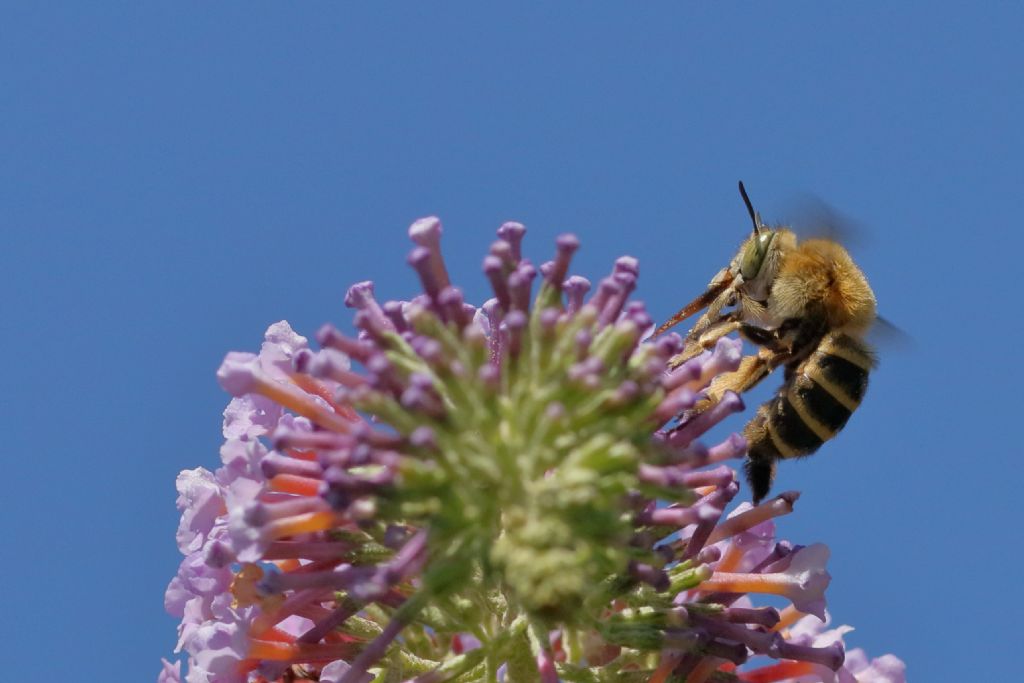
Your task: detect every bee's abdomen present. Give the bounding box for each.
[746,332,872,460]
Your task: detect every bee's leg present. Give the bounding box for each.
[679,317,790,366]
[674,313,743,365]
[699,354,764,409]
[736,323,790,353]
[702,346,791,406]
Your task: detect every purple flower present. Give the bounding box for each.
[181,611,253,683]
[222,394,283,442]
[776,544,832,620]
[157,658,181,683]
[725,612,905,683]
[174,468,224,555]
[843,649,907,683]
[319,660,372,683]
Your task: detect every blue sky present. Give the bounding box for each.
[2,4,1019,680]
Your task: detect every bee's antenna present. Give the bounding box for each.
[738,181,764,235]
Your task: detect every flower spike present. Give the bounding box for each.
[163,218,904,683]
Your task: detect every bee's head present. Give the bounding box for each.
[735,181,783,287]
[647,183,788,340]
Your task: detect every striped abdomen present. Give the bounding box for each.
[744,331,874,501]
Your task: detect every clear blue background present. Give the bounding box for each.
[3,4,1018,680]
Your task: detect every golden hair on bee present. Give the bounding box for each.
[770,239,876,333]
[654,182,878,503]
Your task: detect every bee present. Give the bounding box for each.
[653,182,877,504]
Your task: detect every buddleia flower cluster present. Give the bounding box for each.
[161,218,905,683]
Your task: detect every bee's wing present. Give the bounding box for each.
[779,193,867,249]
[868,315,914,352]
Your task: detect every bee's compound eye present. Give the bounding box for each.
[740,232,776,280]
